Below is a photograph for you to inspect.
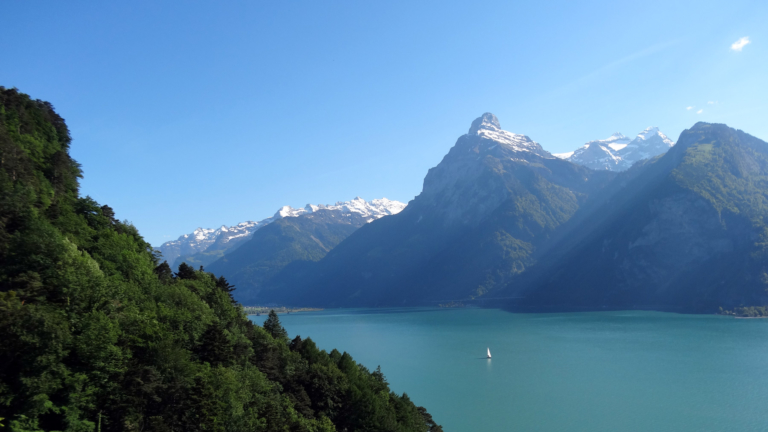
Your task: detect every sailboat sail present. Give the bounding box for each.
[487,348,491,359]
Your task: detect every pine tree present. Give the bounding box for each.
[289,335,303,352]
[215,276,235,294]
[195,322,234,367]
[154,261,173,283]
[100,205,117,225]
[175,262,196,280]
[215,275,236,304]
[263,310,288,342]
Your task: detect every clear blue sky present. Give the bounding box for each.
[2,0,766,246]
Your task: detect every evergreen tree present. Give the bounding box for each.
[194,322,234,367]
[215,275,235,294]
[263,309,289,342]
[175,261,196,279]
[100,204,117,224]
[154,261,173,282]
[289,335,304,352]
[213,275,236,304]
[418,407,445,432]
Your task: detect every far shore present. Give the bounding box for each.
[244,306,323,316]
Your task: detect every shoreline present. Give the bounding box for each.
[245,306,323,316]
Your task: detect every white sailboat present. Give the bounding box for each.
[487,347,492,359]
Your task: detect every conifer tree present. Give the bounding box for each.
[215,275,235,293]
[263,310,289,342]
[195,322,234,366]
[154,261,173,282]
[175,262,196,279]
[215,275,236,304]
[289,335,303,352]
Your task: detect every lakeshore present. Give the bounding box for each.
[244,306,323,316]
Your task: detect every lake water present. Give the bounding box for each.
[252,308,768,431]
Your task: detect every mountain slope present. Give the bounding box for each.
[208,208,373,305]
[556,127,674,171]
[159,220,264,269]
[513,122,768,312]
[262,113,615,306]
[159,197,405,268]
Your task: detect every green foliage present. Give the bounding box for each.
[0,87,439,431]
[262,310,289,343]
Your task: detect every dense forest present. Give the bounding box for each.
[0,87,441,432]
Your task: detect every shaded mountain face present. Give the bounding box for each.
[207,208,372,305]
[157,197,405,268]
[260,113,615,307]
[513,122,768,312]
[555,127,674,171]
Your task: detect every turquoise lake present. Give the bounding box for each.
[252,308,768,431]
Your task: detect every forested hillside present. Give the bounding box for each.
[0,87,440,432]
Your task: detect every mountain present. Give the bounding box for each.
[0,87,439,431]
[555,127,674,171]
[208,203,399,305]
[258,113,615,307]
[158,220,264,269]
[510,122,768,312]
[158,197,405,268]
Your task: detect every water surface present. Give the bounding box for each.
[252,308,768,431]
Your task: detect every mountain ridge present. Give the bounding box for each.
[506,122,768,312]
[555,127,674,171]
[158,197,406,268]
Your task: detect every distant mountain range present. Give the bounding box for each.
[157,197,405,269]
[554,127,674,171]
[164,114,768,314]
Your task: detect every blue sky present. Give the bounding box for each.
[2,0,766,246]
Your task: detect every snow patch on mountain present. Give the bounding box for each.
[157,198,406,266]
[469,113,552,156]
[558,127,674,171]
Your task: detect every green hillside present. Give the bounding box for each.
[0,87,440,432]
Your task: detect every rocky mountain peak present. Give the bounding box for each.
[557,126,675,171]
[468,113,501,135]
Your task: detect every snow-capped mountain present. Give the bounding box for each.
[157,197,406,267]
[254,113,615,307]
[468,112,553,159]
[554,127,674,171]
[275,197,407,222]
